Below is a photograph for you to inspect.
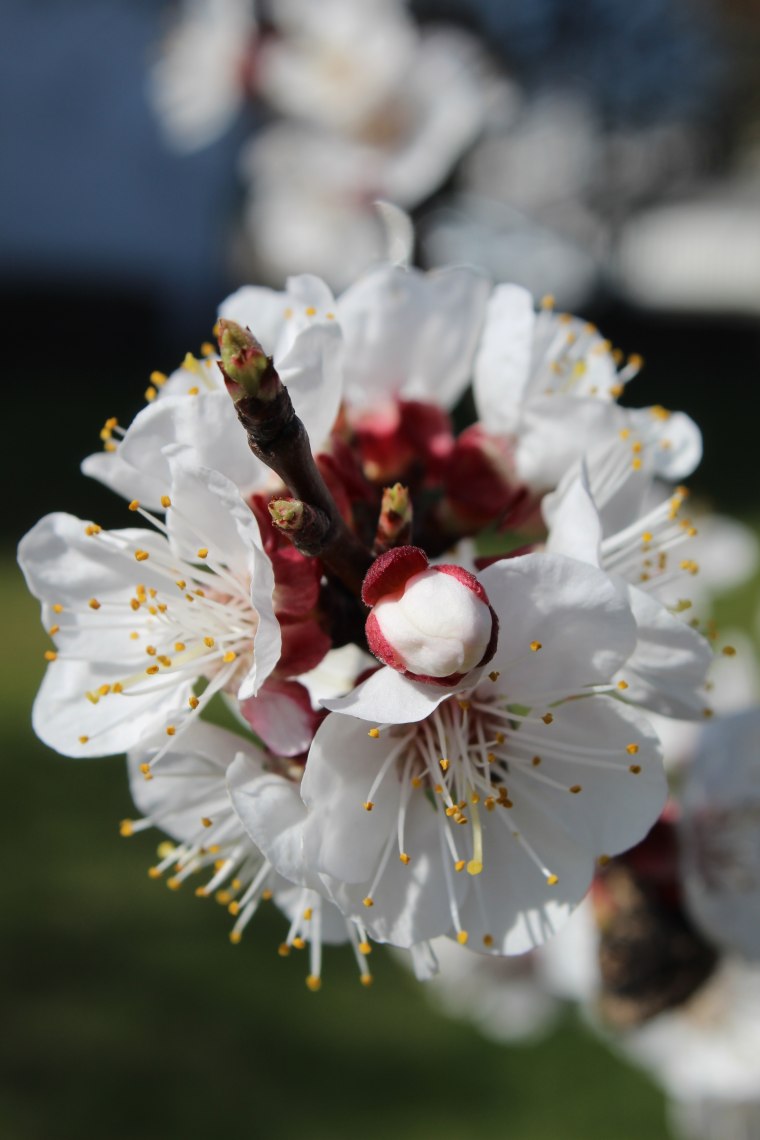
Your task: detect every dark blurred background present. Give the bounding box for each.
[2,1,759,1137]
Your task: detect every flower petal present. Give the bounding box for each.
[480,552,636,697]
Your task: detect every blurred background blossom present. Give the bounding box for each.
[3,1,760,1137]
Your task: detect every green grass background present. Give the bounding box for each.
[4,543,758,1140]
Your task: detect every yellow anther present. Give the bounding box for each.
[456,930,469,945]
[454,860,466,873]
[363,897,374,908]
[466,860,483,876]
[228,901,240,916]
[175,579,186,590]
[148,867,162,879]
[204,637,215,648]
[632,458,643,471]
[187,386,200,396]
[85,524,102,536]
[44,650,58,661]
[146,665,159,675]
[569,785,582,795]
[363,801,374,812]
[619,428,631,440]
[194,886,208,898]
[703,708,714,718]
[85,691,100,705]
[609,383,624,398]
[439,758,449,772]
[626,743,639,755]
[197,547,209,559]
[166,725,176,737]
[97,684,111,697]
[306,975,322,992]
[457,699,471,711]
[628,353,644,370]
[189,696,200,710]
[542,713,554,725]
[617,680,629,690]
[495,732,505,744]
[166,877,181,891]
[53,603,63,613]
[135,550,149,562]
[368,727,380,738]
[359,973,373,987]
[411,776,422,788]
[200,342,215,357]
[540,293,555,309]
[531,756,541,766]
[631,441,643,454]
[530,640,542,652]
[112,683,124,694]
[119,820,134,837]
[201,817,213,829]
[144,386,157,402]
[229,931,243,945]
[145,645,157,656]
[641,531,653,544]
[283,307,293,319]
[629,765,642,774]
[150,370,167,386]
[78,735,89,744]
[598,854,611,867]
[488,670,500,682]
[302,908,313,921]
[277,943,291,958]
[88,598,101,610]
[482,935,494,948]
[358,941,372,955]
[292,937,306,951]
[722,645,737,656]
[546,874,559,886]
[128,500,140,512]
[262,889,273,901]
[222,650,237,663]
[399,853,410,865]
[160,495,171,509]
[305,306,317,316]
[486,752,496,764]
[103,441,117,452]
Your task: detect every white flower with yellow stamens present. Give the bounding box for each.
[474,283,702,492]
[124,720,377,989]
[18,456,279,768]
[231,552,667,954]
[545,463,713,719]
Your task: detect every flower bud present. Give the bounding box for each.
[363,546,498,685]
[217,319,280,401]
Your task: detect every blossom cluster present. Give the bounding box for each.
[21,256,724,993]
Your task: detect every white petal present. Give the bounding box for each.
[228,759,316,887]
[456,791,594,955]
[128,722,264,842]
[543,463,602,565]
[480,553,636,697]
[617,584,713,718]
[504,695,667,856]
[323,666,450,723]
[326,792,465,947]
[32,657,193,758]
[300,714,401,882]
[338,264,489,411]
[473,283,535,434]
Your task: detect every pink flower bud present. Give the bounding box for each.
[363,547,498,685]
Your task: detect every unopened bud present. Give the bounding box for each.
[217,319,280,401]
[363,546,498,685]
[374,483,413,553]
[269,498,305,531]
